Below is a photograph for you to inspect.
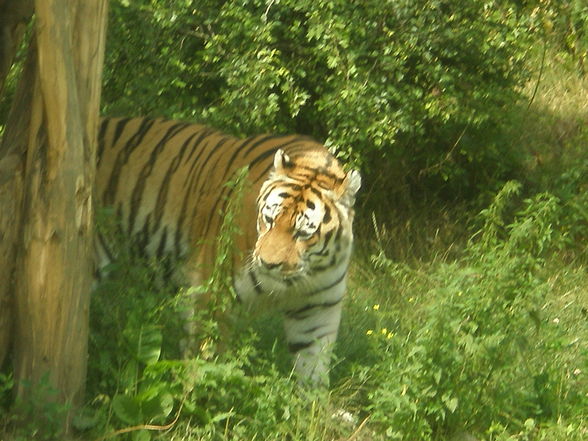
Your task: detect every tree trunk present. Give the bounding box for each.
[0,0,33,372]
[0,0,108,430]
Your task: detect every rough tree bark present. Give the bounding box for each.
[0,0,108,430]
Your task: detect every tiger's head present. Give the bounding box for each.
[253,148,361,281]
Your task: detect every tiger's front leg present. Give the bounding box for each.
[283,300,343,387]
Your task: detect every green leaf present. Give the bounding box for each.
[137,325,162,365]
[445,397,459,414]
[140,390,175,421]
[112,394,142,425]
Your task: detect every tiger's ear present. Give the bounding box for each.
[338,169,361,205]
[273,149,292,175]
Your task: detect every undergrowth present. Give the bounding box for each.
[74,173,588,441]
[358,181,588,440]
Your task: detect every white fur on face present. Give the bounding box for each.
[294,199,324,239]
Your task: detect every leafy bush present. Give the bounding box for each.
[358,182,588,440]
[104,0,536,202]
[540,0,588,75]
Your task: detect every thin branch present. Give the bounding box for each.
[93,396,186,441]
[346,415,370,441]
[525,37,547,112]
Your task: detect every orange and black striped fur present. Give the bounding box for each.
[96,117,361,385]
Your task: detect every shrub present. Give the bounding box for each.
[104,0,536,201]
[361,182,588,440]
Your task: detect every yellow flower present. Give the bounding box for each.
[381,328,388,335]
[366,329,374,336]
[387,332,395,339]
[373,304,380,311]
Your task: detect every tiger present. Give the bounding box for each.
[95,117,361,386]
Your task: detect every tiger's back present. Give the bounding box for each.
[96,116,361,385]
[97,117,316,270]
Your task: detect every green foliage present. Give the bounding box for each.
[357,182,588,440]
[85,254,355,440]
[6,375,69,441]
[539,0,588,75]
[104,0,537,201]
[205,166,249,315]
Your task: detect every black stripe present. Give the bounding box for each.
[308,230,334,258]
[243,135,283,156]
[96,117,121,165]
[288,341,314,353]
[136,212,151,253]
[257,181,282,206]
[96,231,115,263]
[288,331,336,353]
[198,178,231,242]
[247,136,311,173]
[310,255,339,274]
[186,136,232,211]
[182,129,218,194]
[252,163,275,184]
[184,128,217,170]
[296,164,341,182]
[309,186,323,198]
[334,219,343,243]
[302,324,327,335]
[274,136,314,155]
[112,117,134,146]
[220,140,248,181]
[323,205,331,223]
[175,130,219,256]
[306,269,347,297]
[286,296,343,319]
[195,136,232,176]
[188,144,234,239]
[238,134,268,155]
[156,227,169,259]
[152,131,198,233]
[248,148,281,171]
[103,118,155,205]
[128,122,189,235]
